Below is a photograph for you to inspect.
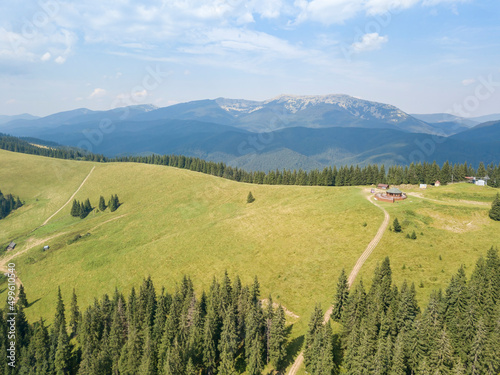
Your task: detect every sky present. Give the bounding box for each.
[1,0,499,117]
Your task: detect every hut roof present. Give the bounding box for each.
[387,187,402,194]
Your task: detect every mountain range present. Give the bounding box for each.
[1,94,499,170]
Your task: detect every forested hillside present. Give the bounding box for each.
[1,249,498,374]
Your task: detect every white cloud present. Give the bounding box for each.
[54,55,66,64]
[462,78,476,86]
[89,88,106,99]
[351,33,388,53]
[294,0,471,24]
[41,52,51,61]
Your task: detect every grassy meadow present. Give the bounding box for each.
[1,149,499,373]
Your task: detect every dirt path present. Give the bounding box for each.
[1,166,95,302]
[41,166,95,226]
[0,232,67,303]
[287,193,389,375]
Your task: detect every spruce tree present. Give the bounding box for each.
[109,194,119,212]
[84,198,92,215]
[18,284,28,308]
[70,199,80,217]
[247,191,255,203]
[99,195,106,211]
[55,326,71,375]
[393,218,402,232]
[69,288,80,338]
[269,305,286,370]
[489,193,500,221]
[218,309,237,375]
[332,268,349,321]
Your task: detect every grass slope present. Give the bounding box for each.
[0,150,380,330]
[1,149,499,373]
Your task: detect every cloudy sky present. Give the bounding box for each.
[1,0,499,117]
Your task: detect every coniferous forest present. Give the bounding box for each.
[0,191,23,220]
[2,133,500,188]
[1,249,499,375]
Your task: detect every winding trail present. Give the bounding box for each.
[1,166,96,302]
[287,193,390,375]
[42,166,95,226]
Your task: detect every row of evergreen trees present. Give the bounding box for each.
[70,195,120,219]
[0,190,23,220]
[115,155,500,188]
[70,199,92,219]
[0,133,105,162]
[304,247,500,374]
[0,273,288,374]
[2,132,500,188]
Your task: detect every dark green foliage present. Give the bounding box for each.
[247,191,255,203]
[109,194,120,212]
[69,288,80,338]
[4,132,500,188]
[0,189,23,220]
[3,250,500,375]
[71,198,93,218]
[393,218,402,232]
[70,199,80,217]
[339,248,500,375]
[411,230,417,240]
[99,195,107,211]
[18,284,28,308]
[269,305,287,370]
[489,193,500,221]
[331,269,349,322]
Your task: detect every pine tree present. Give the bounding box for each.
[331,268,349,321]
[70,199,80,217]
[246,333,264,375]
[247,191,255,204]
[109,194,119,212]
[304,304,324,370]
[489,193,500,221]
[99,195,107,211]
[84,198,92,215]
[218,309,237,375]
[55,326,71,375]
[269,305,286,370]
[69,288,80,338]
[389,331,407,375]
[393,218,402,232]
[18,284,28,307]
[79,202,87,219]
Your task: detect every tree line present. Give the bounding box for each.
[2,133,500,188]
[70,195,120,219]
[0,190,23,220]
[0,273,287,374]
[305,247,499,375]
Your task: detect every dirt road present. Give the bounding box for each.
[42,166,95,226]
[1,166,95,302]
[287,193,389,375]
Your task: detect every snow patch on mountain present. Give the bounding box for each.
[215,94,410,123]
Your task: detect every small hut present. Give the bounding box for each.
[378,184,389,190]
[435,180,441,187]
[6,242,16,251]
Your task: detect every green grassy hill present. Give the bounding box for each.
[1,149,499,373]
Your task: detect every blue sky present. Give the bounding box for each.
[1,0,499,117]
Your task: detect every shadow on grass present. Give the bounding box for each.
[283,325,304,370]
[27,298,41,308]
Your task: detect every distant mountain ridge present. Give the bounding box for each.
[1,95,500,171]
